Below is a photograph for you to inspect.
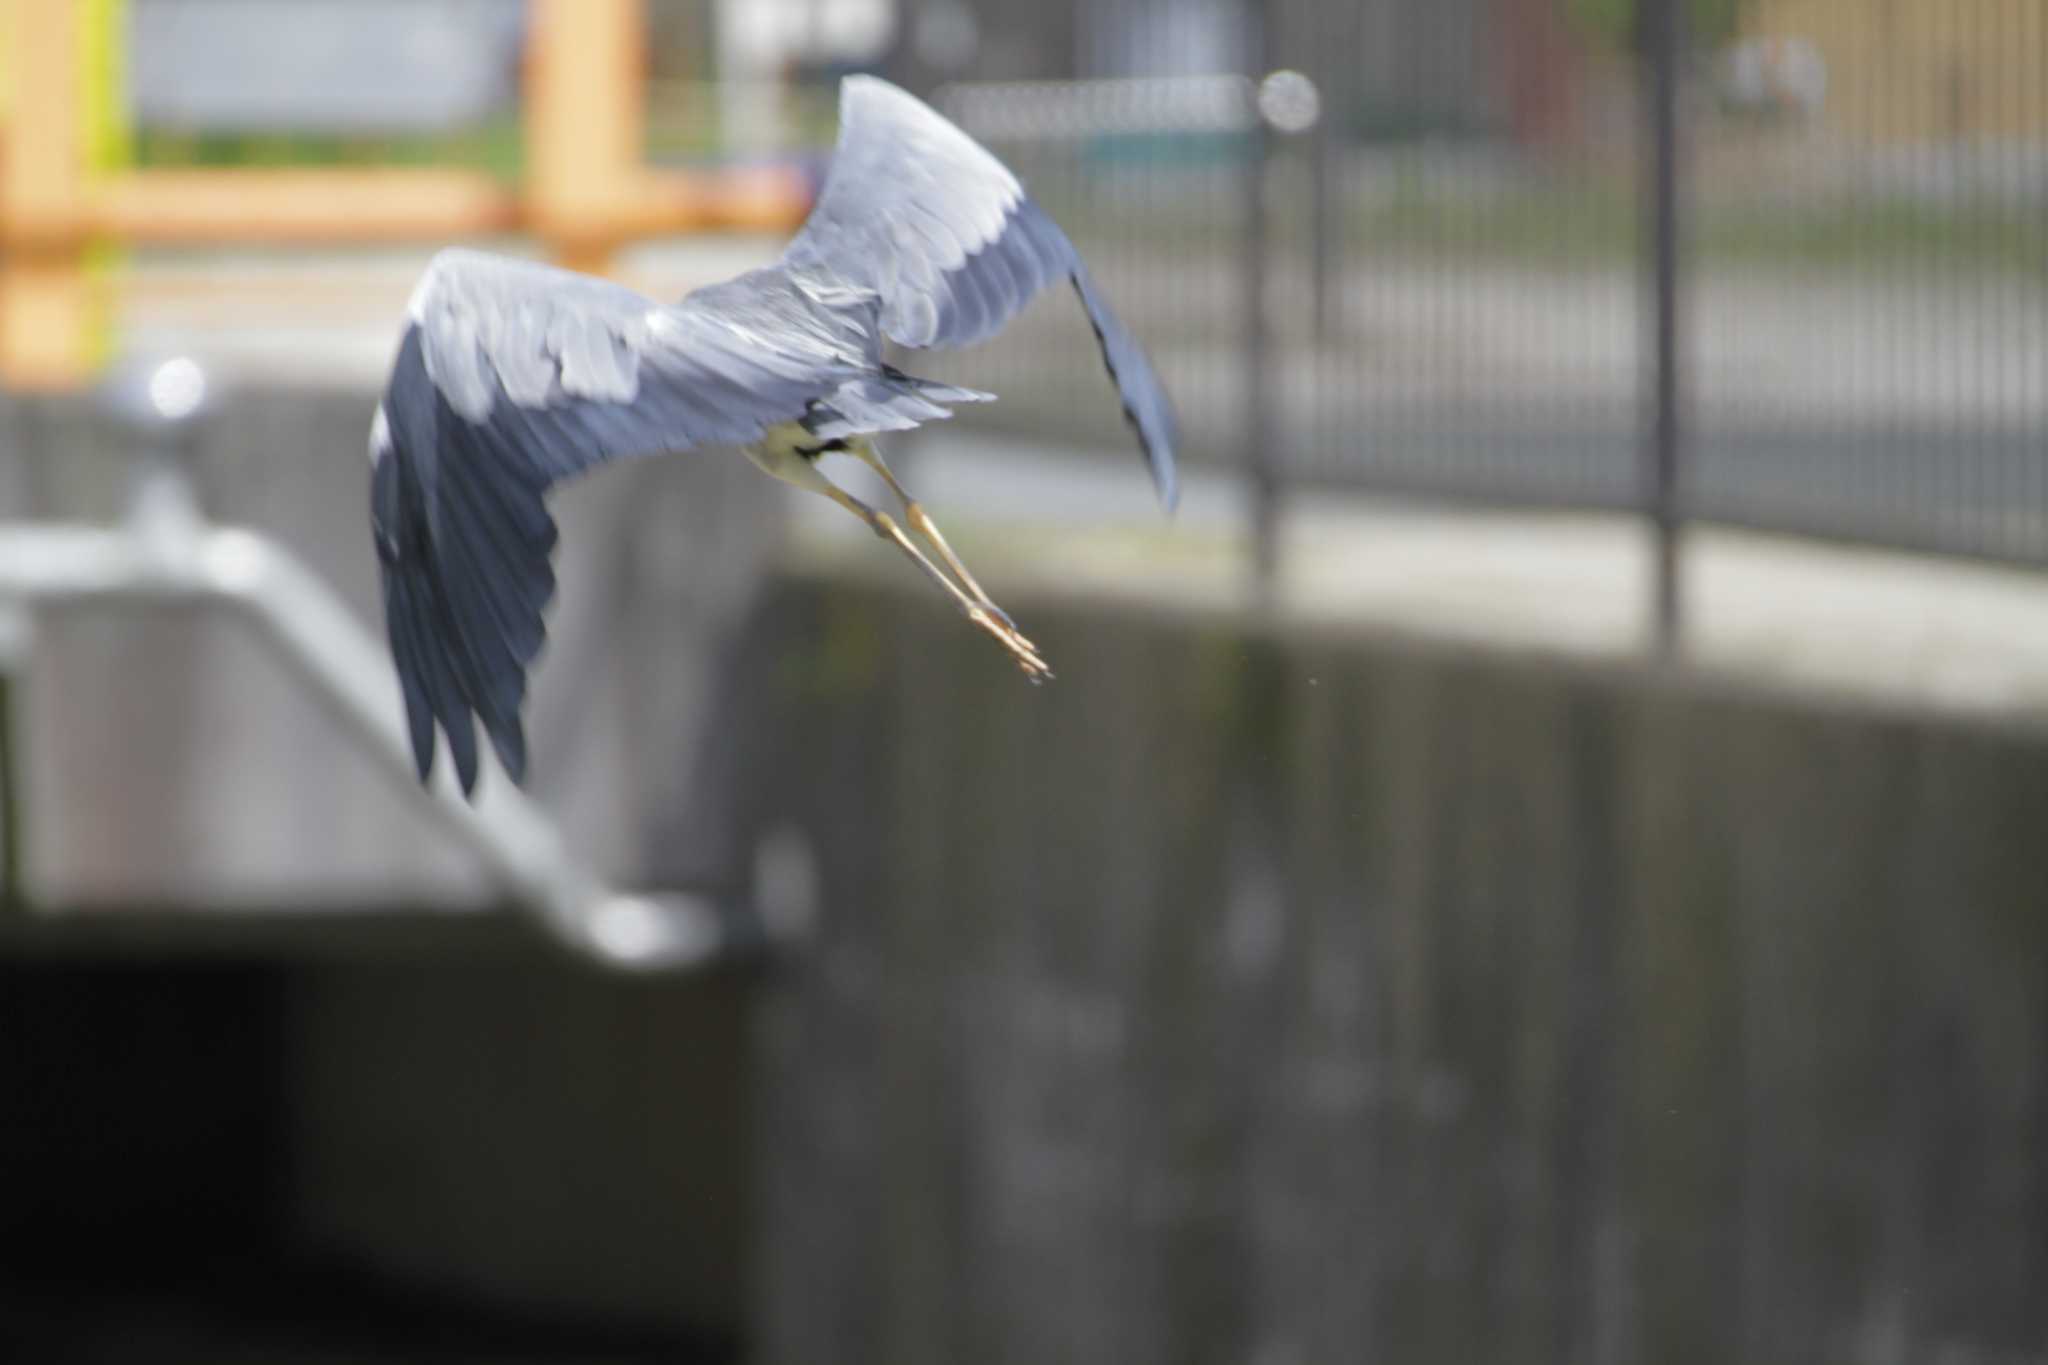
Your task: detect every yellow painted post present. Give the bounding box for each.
[524,0,649,275]
[0,0,94,389]
[79,0,129,373]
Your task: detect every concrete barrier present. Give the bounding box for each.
[3,386,2043,1359]
[0,387,782,911]
[742,574,2048,1365]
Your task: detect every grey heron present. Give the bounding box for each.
[371,75,1179,797]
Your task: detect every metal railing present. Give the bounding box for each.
[0,357,765,973]
[917,0,2046,638]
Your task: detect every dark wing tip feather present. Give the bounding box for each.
[1007,200,1180,511]
[382,550,530,799]
[1070,265,1181,512]
[375,328,561,798]
[782,79,1180,507]
[898,192,1182,509]
[383,569,438,784]
[378,246,888,801]
[387,557,482,796]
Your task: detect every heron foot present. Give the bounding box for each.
[850,442,1042,659]
[967,603,1053,682]
[964,594,1035,657]
[902,502,1040,656]
[862,508,1052,680]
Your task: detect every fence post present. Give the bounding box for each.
[1311,3,1352,350]
[1243,0,1280,603]
[1643,0,1685,655]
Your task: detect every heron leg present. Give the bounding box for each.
[824,484,1052,682]
[744,438,1050,680]
[848,438,1031,647]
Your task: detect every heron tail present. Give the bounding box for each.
[804,365,995,441]
[879,363,994,406]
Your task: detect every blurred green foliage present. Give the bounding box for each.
[130,82,843,175]
[1567,0,1747,50]
[1351,180,2045,276]
[134,122,526,179]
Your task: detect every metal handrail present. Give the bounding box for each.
[0,358,755,973]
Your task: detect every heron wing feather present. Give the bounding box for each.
[377,249,895,793]
[375,74,1186,796]
[782,76,1178,506]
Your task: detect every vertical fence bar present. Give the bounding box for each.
[1243,0,1279,601]
[1306,2,1339,349]
[1643,0,1684,655]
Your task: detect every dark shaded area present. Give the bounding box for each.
[0,1252,728,1365]
[0,960,745,1364]
[0,964,287,1278]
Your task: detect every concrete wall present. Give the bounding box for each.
[741,577,2048,1365]
[0,387,781,911]
[5,389,2046,1360]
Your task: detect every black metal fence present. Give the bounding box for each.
[871,0,2046,606]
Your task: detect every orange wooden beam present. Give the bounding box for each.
[92,169,521,244]
[573,167,813,239]
[0,0,813,389]
[82,167,805,245]
[690,165,814,233]
[0,0,86,246]
[524,0,646,273]
[0,0,94,388]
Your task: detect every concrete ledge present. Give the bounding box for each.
[795,429,2048,734]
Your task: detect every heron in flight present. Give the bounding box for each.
[370,76,1179,797]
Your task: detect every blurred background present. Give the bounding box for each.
[1,0,2045,1361]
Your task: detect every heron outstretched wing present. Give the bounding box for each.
[377,79,1183,797]
[783,76,1180,507]
[373,249,971,794]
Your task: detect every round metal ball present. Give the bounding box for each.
[99,354,215,435]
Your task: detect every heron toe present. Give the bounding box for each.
[969,605,1053,682]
